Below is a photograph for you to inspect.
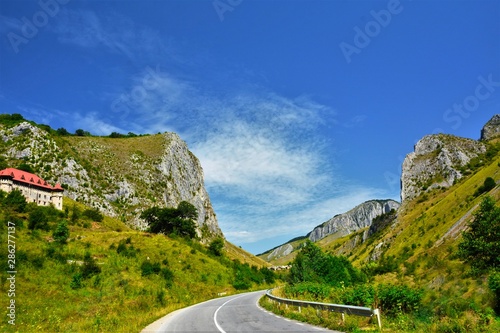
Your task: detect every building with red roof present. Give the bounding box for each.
[0,168,64,210]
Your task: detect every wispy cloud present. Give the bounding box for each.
[100,66,389,249]
[51,9,173,62]
[343,115,367,128]
[221,186,386,245]
[6,7,388,251]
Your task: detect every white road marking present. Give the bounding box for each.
[213,294,246,333]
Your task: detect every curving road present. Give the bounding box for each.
[142,290,342,332]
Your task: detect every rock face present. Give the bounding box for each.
[307,200,400,242]
[0,122,222,238]
[261,243,294,262]
[260,199,400,262]
[481,114,500,141]
[401,134,486,202]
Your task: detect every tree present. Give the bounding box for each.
[82,208,104,222]
[209,237,225,256]
[288,240,365,287]
[4,189,27,212]
[56,127,71,136]
[458,196,500,272]
[28,207,49,230]
[17,162,34,173]
[474,177,497,197]
[75,129,90,136]
[140,201,198,238]
[81,252,101,279]
[177,201,198,220]
[70,204,80,224]
[53,220,70,244]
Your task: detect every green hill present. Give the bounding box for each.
[259,120,500,331]
[0,114,273,332]
[0,197,273,332]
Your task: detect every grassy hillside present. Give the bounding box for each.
[0,114,222,238]
[260,142,500,332]
[0,197,274,332]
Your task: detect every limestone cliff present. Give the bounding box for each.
[259,199,400,262]
[307,199,400,242]
[481,114,500,141]
[0,121,222,238]
[401,134,486,203]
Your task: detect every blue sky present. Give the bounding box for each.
[1,0,499,254]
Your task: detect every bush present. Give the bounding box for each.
[70,273,83,289]
[53,220,69,244]
[141,260,161,276]
[284,282,330,301]
[377,284,423,315]
[341,284,376,307]
[81,252,101,279]
[28,207,49,230]
[161,267,174,287]
[116,239,138,258]
[458,196,500,272]
[288,241,366,287]
[488,271,500,314]
[82,208,104,222]
[208,238,225,256]
[4,189,27,212]
[141,201,198,238]
[474,177,497,197]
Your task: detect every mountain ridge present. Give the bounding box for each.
[260,114,500,265]
[0,118,222,240]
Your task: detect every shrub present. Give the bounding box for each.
[141,261,161,276]
[341,284,376,307]
[81,252,101,279]
[208,238,225,256]
[4,189,27,212]
[53,220,69,244]
[474,177,497,197]
[458,196,500,272]
[141,201,198,238]
[82,208,104,222]
[377,284,423,315]
[488,271,500,314]
[285,282,331,301]
[70,273,83,289]
[28,207,49,230]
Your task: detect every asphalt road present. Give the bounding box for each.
[142,290,342,333]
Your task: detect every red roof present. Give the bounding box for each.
[0,168,64,192]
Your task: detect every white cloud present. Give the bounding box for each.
[73,112,125,135]
[52,9,171,61]
[219,185,386,246]
[103,66,389,250]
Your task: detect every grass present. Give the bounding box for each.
[0,197,275,332]
[260,151,500,332]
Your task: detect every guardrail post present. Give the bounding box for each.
[373,308,382,330]
[341,312,345,323]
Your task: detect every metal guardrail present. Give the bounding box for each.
[265,289,382,329]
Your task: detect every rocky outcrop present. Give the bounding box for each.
[0,122,222,238]
[308,200,400,242]
[261,243,294,262]
[481,114,500,141]
[260,199,400,262]
[401,134,486,202]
